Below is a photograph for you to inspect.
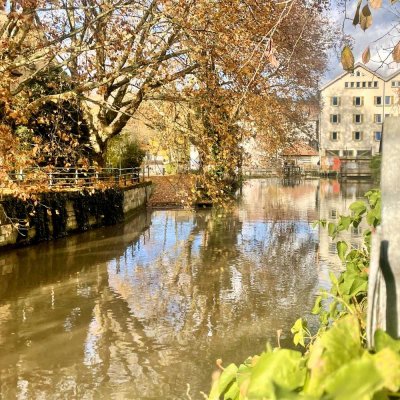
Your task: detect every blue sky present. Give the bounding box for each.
[323,0,400,83]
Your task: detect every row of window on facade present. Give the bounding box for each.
[329,113,391,124]
[325,149,373,158]
[330,131,381,142]
[344,81,379,89]
[331,95,394,106]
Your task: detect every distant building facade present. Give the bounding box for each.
[320,63,400,161]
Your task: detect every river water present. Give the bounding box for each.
[0,178,375,399]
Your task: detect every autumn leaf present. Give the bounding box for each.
[393,41,400,63]
[353,0,362,26]
[369,0,382,9]
[362,47,371,64]
[360,5,373,31]
[341,46,355,71]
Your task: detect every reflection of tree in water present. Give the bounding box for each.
[0,181,322,399]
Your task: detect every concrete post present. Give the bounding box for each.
[367,117,400,345]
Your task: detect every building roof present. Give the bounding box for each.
[321,63,400,91]
[282,142,318,157]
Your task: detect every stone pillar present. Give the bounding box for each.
[368,117,400,345]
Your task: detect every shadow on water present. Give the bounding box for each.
[0,178,375,399]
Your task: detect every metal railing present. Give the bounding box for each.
[6,167,144,188]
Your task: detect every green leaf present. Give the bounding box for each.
[222,380,240,400]
[311,296,322,315]
[306,316,363,396]
[247,349,307,398]
[374,330,400,353]
[324,358,383,399]
[338,215,352,231]
[337,241,348,262]
[291,318,308,347]
[350,200,367,217]
[208,364,238,400]
[329,271,339,286]
[328,222,336,237]
[370,348,400,392]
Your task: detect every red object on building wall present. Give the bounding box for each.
[332,157,341,172]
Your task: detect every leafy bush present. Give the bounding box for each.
[106,137,145,169]
[208,317,400,400]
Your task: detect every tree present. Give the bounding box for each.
[1,0,333,171]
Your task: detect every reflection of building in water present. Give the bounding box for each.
[239,178,319,223]
[318,179,374,270]
[0,179,364,399]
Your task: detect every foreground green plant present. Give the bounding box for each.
[206,189,400,400]
[208,316,400,400]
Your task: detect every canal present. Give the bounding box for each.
[0,178,375,399]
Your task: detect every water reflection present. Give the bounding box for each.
[0,179,374,399]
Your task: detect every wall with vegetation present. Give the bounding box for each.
[0,182,152,249]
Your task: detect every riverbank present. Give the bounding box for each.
[0,182,152,249]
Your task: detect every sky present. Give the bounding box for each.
[323,0,400,84]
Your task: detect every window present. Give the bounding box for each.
[331,96,340,106]
[351,242,362,250]
[362,82,366,88]
[350,82,355,88]
[330,209,338,219]
[353,114,363,124]
[355,71,361,77]
[352,226,362,236]
[374,114,382,123]
[392,81,400,87]
[329,242,337,254]
[326,150,340,156]
[343,150,354,157]
[374,96,382,105]
[330,132,339,141]
[385,96,393,105]
[357,149,372,157]
[356,82,361,88]
[330,114,340,124]
[374,131,382,141]
[368,82,372,88]
[345,82,349,88]
[374,81,378,88]
[353,131,363,141]
[353,96,363,106]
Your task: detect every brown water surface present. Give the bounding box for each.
[0,178,375,399]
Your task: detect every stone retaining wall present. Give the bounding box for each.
[0,182,152,249]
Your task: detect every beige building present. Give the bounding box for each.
[320,63,400,160]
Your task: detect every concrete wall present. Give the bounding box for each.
[0,182,152,249]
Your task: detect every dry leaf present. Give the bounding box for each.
[393,41,400,63]
[370,0,382,9]
[353,0,362,26]
[360,5,373,31]
[341,46,355,71]
[362,46,371,64]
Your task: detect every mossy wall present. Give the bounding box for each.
[0,182,152,248]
